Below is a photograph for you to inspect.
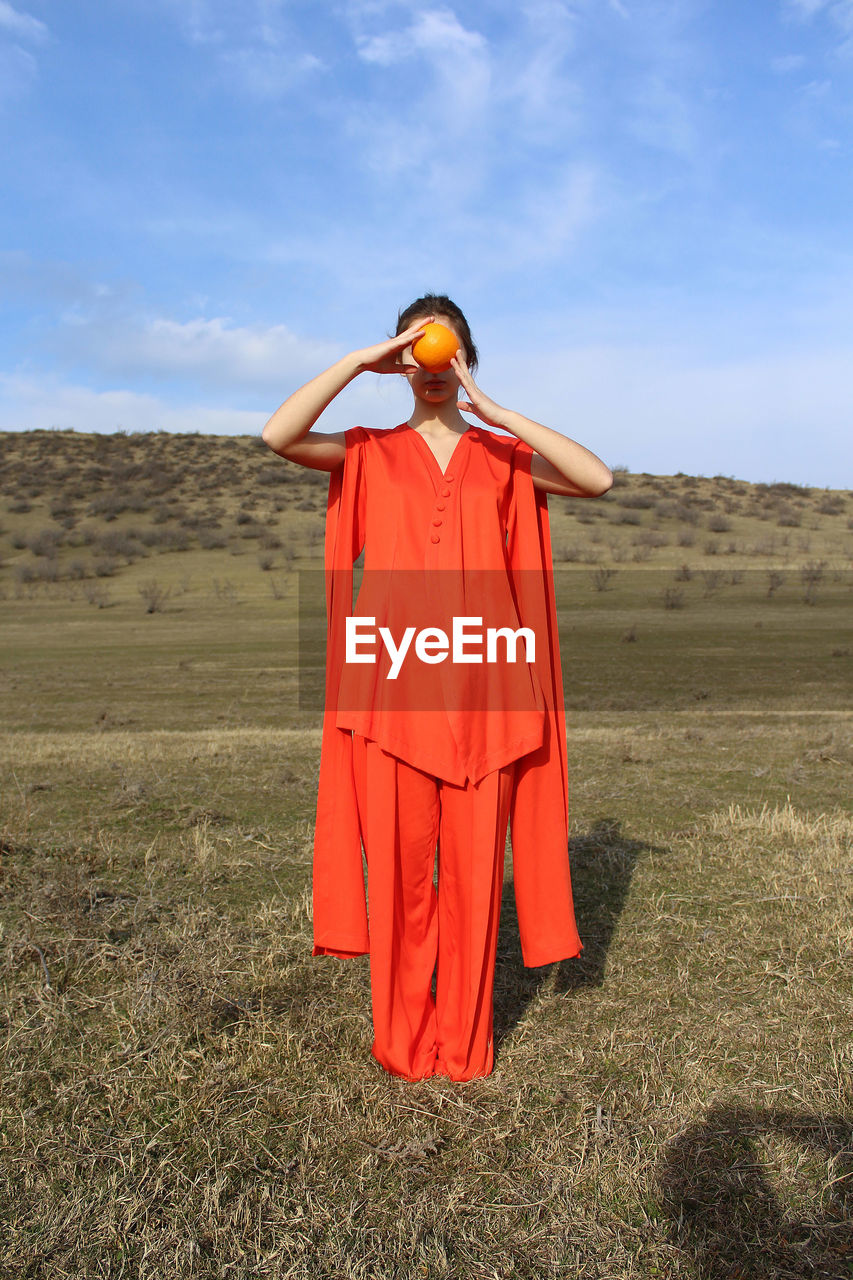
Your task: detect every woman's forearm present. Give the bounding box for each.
[498,409,613,496]
[261,352,364,453]
[450,352,612,497]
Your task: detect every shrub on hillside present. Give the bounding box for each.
[96,531,146,562]
[28,529,63,558]
[590,568,617,591]
[662,586,685,609]
[198,529,229,550]
[633,530,669,548]
[158,528,192,551]
[87,494,126,521]
[238,522,265,541]
[82,581,111,608]
[708,515,732,533]
[617,494,656,509]
[257,467,293,486]
[139,579,171,613]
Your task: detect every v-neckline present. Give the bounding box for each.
[404,422,471,479]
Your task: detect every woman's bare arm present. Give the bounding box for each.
[261,319,432,472]
[451,353,613,498]
[261,354,358,470]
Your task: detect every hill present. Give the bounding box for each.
[1,429,850,598]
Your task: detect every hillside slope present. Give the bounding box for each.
[1,429,850,593]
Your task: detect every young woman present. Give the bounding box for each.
[262,295,612,1082]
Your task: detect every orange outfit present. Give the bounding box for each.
[352,733,514,1080]
[311,423,582,1078]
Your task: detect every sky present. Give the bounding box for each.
[1,0,851,486]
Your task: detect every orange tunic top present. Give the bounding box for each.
[312,422,582,968]
[335,422,547,784]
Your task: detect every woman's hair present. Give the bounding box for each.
[396,294,479,373]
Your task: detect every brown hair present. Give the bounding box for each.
[396,294,479,373]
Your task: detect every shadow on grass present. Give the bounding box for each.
[658,1106,853,1279]
[494,819,663,1049]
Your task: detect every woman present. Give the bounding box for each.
[262,295,612,1081]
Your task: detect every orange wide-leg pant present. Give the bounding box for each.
[351,733,515,1082]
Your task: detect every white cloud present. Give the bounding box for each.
[784,0,831,17]
[0,366,414,437]
[352,1,586,145]
[0,1,48,41]
[218,46,323,98]
[0,40,36,100]
[507,2,581,138]
[152,0,226,46]
[783,0,853,53]
[356,8,491,128]
[0,1,47,101]
[346,1,590,216]
[357,7,488,66]
[53,314,344,392]
[0,374,261,435]
[149,0,324,96]
[347,7,494,201]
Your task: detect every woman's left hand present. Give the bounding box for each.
[451,352,507,429]
[451,349,614,496]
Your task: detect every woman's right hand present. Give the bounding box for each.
[355,317,434,375]
[262,316,434,468]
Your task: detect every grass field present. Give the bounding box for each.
[1,431,851,1278]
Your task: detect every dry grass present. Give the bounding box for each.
[2,721,851,1279]
[1,431,851,1276]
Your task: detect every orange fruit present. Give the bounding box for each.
[411,322,460,372]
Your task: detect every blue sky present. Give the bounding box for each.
[1,0,851,485]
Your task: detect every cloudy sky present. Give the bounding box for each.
[1,0,851,485]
